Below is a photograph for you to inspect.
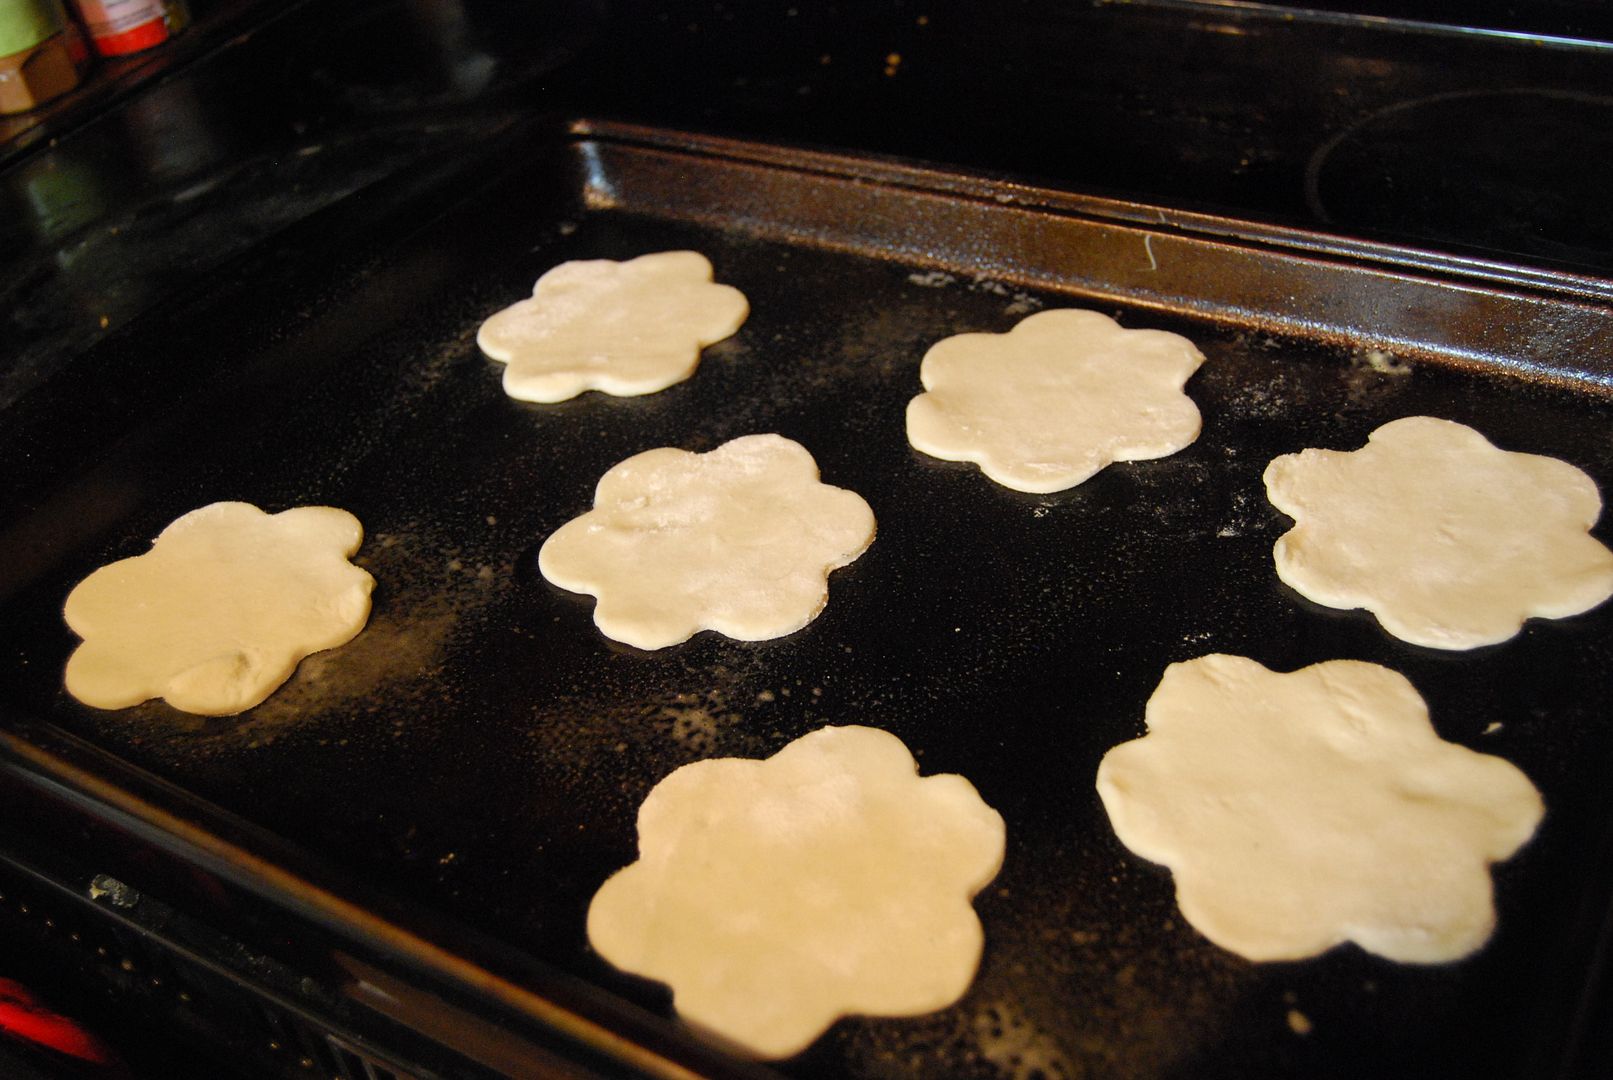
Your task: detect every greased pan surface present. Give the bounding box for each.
[2,123,1612,1078]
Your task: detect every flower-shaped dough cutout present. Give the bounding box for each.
[476,250,749,402]
[64,502,374,716]
[905,308,1206,493]
[538,434,875,650]
[1264,416,1613,649]
[1096,654,1543,964]
[588,725,1006,1059]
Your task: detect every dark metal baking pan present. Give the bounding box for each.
[3,118,1612,1078]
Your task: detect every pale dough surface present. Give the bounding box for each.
[905,308,1205,493]
[64,502,374,716]
[477,250,748,402]
[588,725,1006,1059]
[1096,654,1543,964]
[538,434,874,650]
[1264,416,1613,649]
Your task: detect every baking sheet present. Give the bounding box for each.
[2,121,1612,1079]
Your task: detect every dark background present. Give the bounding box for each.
[3,2,1612,1077]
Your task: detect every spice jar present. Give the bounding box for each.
[68,0,187,58]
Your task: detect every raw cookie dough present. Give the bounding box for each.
[905,308,1206,493]
[538,434,875,650]
[64,502,375,716]
[476,250,749,402]
[1096,654,1544,964]
[1264,416,1613,649]
[588,725,1006,1059]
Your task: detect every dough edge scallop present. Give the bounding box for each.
[63,501,374,716]
[538,433,875,650]
[587,724,1006,1058]
[906,308,1206,493]
[1096,653,1544,964]
[477,250,749,403]
[1263,416,1613,649]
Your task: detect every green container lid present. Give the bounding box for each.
[0,0,66,57]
